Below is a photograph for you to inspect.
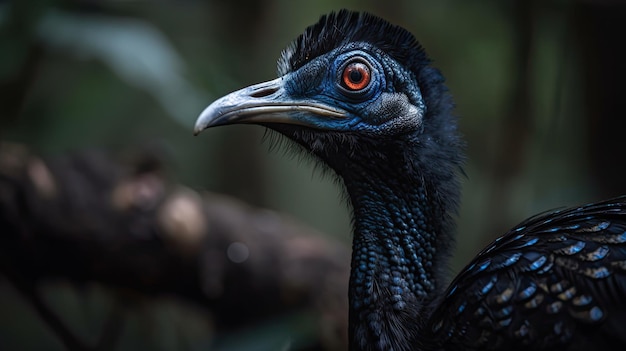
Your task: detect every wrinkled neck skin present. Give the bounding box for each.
[334,142,458,351]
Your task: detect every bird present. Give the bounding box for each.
[194,10,626,351]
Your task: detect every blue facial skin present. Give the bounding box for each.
[280,43,426,136]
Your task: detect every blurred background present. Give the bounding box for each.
[1,0,625,350]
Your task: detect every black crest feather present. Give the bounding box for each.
[277,9,429,76]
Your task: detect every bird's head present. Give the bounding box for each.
[195,10,462,179]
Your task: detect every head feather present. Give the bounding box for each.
[277,10,428,76]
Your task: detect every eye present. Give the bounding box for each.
[341,60,371,91]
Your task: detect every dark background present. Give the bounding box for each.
[1,0,625,350]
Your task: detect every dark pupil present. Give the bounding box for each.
[349,68,363,83]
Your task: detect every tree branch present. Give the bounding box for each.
[0,142,350,350]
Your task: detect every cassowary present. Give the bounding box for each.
[194,10,626,351]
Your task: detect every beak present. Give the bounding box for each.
[194,77,348,135]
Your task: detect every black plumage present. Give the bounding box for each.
[194,10,626,351]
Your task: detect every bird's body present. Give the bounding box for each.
[194,10,626,350]
[428,198,626,350]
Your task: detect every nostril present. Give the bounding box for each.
[250,87,278,98]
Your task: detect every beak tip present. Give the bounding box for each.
[193,124,203,136]
[194,110,212,136]
[194,102,220,136]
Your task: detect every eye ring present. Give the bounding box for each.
[340,59,372,92]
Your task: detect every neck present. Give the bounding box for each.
[340,149,459,351]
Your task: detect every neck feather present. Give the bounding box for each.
[339,145,460,351]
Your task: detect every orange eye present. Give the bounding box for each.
[342,61,371,91]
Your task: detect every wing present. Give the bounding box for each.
[425,196,626,351]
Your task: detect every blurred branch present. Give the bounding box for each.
[0,142,349,350]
